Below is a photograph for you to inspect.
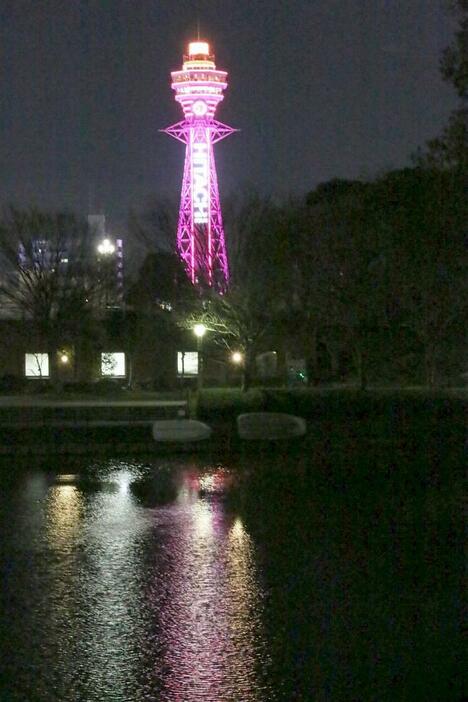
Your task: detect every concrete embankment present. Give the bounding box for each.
[0,399,193,455]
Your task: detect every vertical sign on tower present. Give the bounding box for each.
[161,41,237,291]
[192,138,209,224]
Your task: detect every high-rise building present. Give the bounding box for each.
[89,214,124,305]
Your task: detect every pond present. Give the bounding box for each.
[0,439,463,701]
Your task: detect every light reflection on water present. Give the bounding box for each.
[46,484,82,548]
[1,445,461,701]
[153,470,270,701]
[0,460,273,702]
[77,469,148,700]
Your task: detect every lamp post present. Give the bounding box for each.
[231,351,243,388]
[193,324,207,391]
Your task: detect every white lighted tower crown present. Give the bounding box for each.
[171,41,228,120]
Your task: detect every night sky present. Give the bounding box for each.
[1,0,457,231]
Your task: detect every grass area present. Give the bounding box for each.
[195,386,466,441]
[1,383,464,407]
[196,384,466,413]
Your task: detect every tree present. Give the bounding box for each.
[415,0,467,169]
[126,250,196,313]
[300,167,467,389]
[118,249,196,389]
[415,108,467,171]
[441,0,468,99]
[299,179,392,389]
[374,168,467,386]
[0,206,100,384]
[127,196,179,268]
[181,286,276,391]
[176,192,289,390]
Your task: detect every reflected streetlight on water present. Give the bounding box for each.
[45,484,83,550]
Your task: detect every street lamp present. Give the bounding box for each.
[193,324,207,339]
[97,238,115,255]
[60,353,69,364]
[231,351,244,388]
[193,324,207,390]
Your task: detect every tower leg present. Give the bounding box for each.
[164,118,234,291]
[177,147,195,283]
[208,141,229,291]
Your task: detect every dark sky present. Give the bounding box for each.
[1,0,457,231]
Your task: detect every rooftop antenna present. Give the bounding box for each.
[197,17,200,40]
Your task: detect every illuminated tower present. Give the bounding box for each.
[161,41,236,291]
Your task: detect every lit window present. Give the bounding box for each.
[25,353,50,378]
[101,352,126,377]
[177,351,198,376]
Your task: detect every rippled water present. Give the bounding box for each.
[0,440,463,701]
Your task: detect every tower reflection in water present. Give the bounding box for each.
[153,467,272,702]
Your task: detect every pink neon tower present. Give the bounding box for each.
[161,41,236,291]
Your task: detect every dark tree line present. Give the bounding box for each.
[1,169,463,390]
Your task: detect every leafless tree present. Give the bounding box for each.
[0,206,100,382]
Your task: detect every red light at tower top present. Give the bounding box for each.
[161,40,237,291]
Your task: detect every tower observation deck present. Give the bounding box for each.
[161,41,237,291]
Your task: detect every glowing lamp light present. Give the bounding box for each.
[193,323,207,339]
[97,238,115,255]
[231,352,243,364]
[188,41,210,56]
[60,353,69,364]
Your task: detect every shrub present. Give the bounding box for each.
[63,382,95,394]
[93,379,125,396]
[0,374,26,393]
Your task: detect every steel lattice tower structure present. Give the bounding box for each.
[161,41,237,291]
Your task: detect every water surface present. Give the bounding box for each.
[0,439,462,701]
